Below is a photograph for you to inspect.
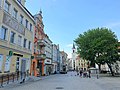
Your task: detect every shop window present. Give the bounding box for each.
[0,54,3,72]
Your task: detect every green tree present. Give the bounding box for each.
[75,28,120,76]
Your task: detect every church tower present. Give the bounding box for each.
[72,43,76,70]
[72,43,76,53]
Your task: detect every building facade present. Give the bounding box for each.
[67,58,72,71]
[30,11,46,76]
[44,34,52,75]
[76,55,88,71]
[60,51,68,72]
[72,43,77,70]
[0,0,34,77]
[71,43,88,71]
[52,44,58,73]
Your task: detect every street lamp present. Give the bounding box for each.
[95,53,99,79]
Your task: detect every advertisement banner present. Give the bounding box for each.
[0,54,3,71]
[4,56,11,72]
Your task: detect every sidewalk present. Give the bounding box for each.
[0,75,55,89]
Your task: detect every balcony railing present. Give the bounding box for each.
[35,54,46,60]
[37,39,45,47]
[2,11,25,35]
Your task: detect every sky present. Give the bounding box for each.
[26,0,120,58]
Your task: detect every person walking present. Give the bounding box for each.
[79,69,83,77]
[88,69,91,78]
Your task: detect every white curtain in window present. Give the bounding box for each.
[18,36,22,46]
[4,56,11,72]
[0,54,3,71]
[0,27,5,39]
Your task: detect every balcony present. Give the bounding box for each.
[37,39,45,47]
[36,54,46,60]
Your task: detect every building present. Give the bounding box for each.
[72,43,77,70]
[57,45,60,73]
[0,0,34,77]
[76,55,88,71]
[59,52,63,71]
[71,43,88,71]
[30,11,46,76]
[67,58,72,71]
[60,51,68,72]
[44,34,52,75]
[52,44,58,73]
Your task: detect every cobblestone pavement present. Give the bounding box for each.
[1,71,120,90]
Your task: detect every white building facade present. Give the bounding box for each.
[52,44,58,73]
[44,34,52,75]
[71,44,77,70]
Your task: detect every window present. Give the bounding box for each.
[0,0,2,7]
[0,54,3,72]
[4,55,11,72]
[10,31,15,43]
[28,41,31,50]
[30,23,32,31]
[23,38,27,48]
[18,35,22,46]
[25,19,28,28]
[0,26,7,40]
[16,57,19,71]
[20,15,23,24]
[17,0,21,3]
[13,8,18,19]
[4,0,10,13]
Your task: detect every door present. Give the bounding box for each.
[32,62,35,76]
[39,62,42,76]
[16,57,19,72]
[21,59,26,79]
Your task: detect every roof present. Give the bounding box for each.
[72,43,76,49]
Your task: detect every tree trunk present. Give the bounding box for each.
[107,63,114,76]
[90,61,95,67]
[98,64,101,73]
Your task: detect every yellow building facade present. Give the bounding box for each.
[76,55,89,71]
[0,0,34,75]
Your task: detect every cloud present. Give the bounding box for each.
[105,22,120,28]
[66,44,73,48]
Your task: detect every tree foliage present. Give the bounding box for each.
[75,28,120,76]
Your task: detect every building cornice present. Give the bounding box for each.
[0,45,32,55]
[14,0,35,22]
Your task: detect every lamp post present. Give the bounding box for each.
[95,53,99,79]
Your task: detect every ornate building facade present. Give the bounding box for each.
[30,11,46,76]
[0,0,34,76]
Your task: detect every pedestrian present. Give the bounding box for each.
[86,71,89,78]
[88,69,91,78]
[76,69,79,75]
[79,69,83,77]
